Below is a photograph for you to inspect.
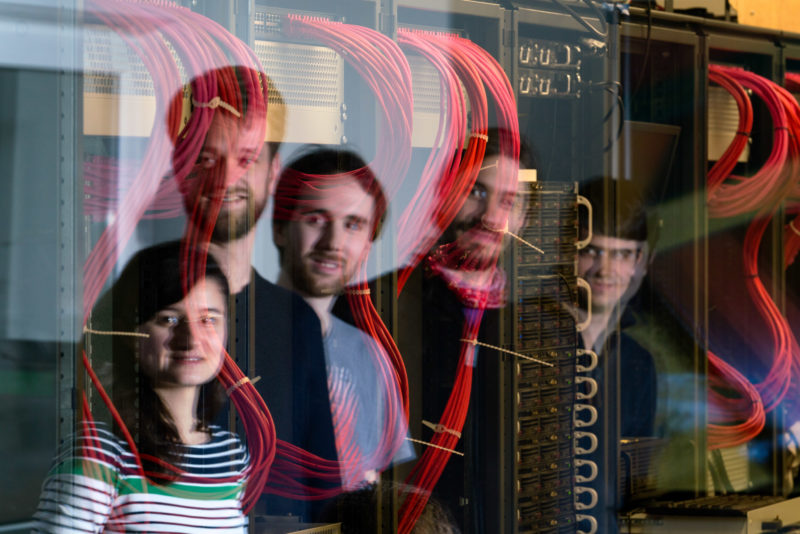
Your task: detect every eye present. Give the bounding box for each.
[469,185,488,201]
[197,151,218,169]
[345,219,366,232]
[613,249,637,261]
[155,314,180,327]
[303,213,327,226]
[199,313,222,326]
[500,194,517,209]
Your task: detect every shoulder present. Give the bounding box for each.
[252,274,321,324]
[42,420,138,486]
[328,316,380,353]
[61,421,131,460]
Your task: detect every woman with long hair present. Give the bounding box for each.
[34,242,250,533]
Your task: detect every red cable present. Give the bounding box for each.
[706,65,800,449]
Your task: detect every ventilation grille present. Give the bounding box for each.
[409,54,443,115]
[84,25,155,96]
[255,40,343,111]
[708,85,750,162]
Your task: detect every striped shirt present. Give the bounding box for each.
[34,422,249,533]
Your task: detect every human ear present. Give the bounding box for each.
[272,221,287,248]
[267,153,281,196]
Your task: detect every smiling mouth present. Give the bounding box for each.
[591,281,620,292]
[171,353,204,363]
[309,255,344,274]
[203,189,250,203]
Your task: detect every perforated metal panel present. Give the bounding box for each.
[254,40,343,144]
[82,25,187,137]
[708,85,750,162]
[84,25,155,96]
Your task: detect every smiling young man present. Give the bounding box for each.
[173,68,341,521]
[272,152,382,333]
[272,146,409,489]
[575,178,657,439]
[576,196,649,352]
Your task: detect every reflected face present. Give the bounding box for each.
[443,155,526,264]
[275,178,375,297]
[577,234,644,313]
[137,279,227,389]
[181,113,273,242]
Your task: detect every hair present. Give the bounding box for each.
[169,66,283,188]
[483,126,537,174]
[579,177,649,243]
[271,146,388,253]
[88,241,229,479]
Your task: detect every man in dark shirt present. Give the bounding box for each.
[574,178,657,438]
[334,129,536,532]
[176,68,338,520]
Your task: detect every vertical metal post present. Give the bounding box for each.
[694,27,709,498]
[56,0,83,446]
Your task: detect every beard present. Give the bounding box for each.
[210,197,265,242]
[184,185,266,243]
[287,252,353,298]
[436,218,504,270]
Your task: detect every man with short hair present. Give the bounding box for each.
[174,68,339,520]
[574,178,656,438]
[329,129,539,531]
[271,146,407,489]
[576,179,650,353]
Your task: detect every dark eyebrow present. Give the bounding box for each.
[345,215,369,224]
[298,208,330,216]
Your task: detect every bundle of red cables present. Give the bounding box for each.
[782,72,800,268]
[81,0,276,512]
[261,15,415,500]
[391,31,520,533]
[84,155,184,220]
[705,64,800,449]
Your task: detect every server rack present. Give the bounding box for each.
[9,1,800,533]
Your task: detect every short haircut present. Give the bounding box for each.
[272,146,388,241]
[483,126,538,173]
[169,66,283,172]
[579,177,648,242]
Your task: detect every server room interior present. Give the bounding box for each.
[5,0,800,533]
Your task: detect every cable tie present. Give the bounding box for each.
[345,288,371,295]
[226,375,261,396]
[192,96,242,118]
[405,437,464,456]
[775,126,790,132]
[735,131,750,137]
[470,132,489,142]
[790,219,800,237]
[422,420,462,439]
[505,230,546,254]
[460,338,554,367]
[83,326,150,338]
[479,161,498,171]
[745,273,759,279]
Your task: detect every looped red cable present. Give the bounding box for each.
[705,65,800,449]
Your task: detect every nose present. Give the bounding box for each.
[481,198,510,233]
[169,319,199,350]
[224,156,247,187]
[593,252,616,276]
[317,221,344,251]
